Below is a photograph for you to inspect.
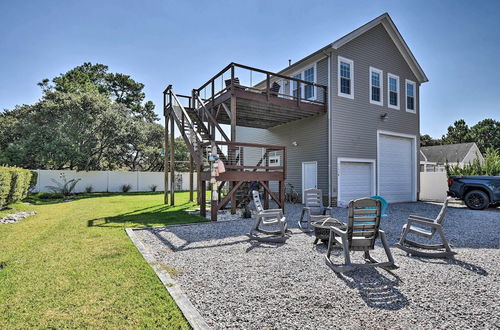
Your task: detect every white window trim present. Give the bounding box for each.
[405,79,417,113]
[337,157,376,204]
[369,67,383,106]
[387,73,400,110]
[337,56,354,99]
[289,62,317,101]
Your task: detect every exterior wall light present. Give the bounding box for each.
[381,113,389,121]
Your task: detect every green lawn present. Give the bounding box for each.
[0,192,206,329]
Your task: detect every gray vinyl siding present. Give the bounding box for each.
[236,113,328,197]
[330,23,421,197]
[462,144,484,165]
[316,57,328,101]
[236,57,329,198]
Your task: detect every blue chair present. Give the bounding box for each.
[370,196,388,217]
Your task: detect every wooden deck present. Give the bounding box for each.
[163,63,327,221]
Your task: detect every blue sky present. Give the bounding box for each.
[1,0,499,138]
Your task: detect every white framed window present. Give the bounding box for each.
[303,66,315,99]
[369,67,383,106]
[264,150,281,167]
[338,56,354,99]
[290,64,316,100]
[387,73,400,110]
[292,73,301,98]
[405,79,416,113]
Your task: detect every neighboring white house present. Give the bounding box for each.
[420,142,484,172]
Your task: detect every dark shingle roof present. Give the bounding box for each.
[420,143,477,164]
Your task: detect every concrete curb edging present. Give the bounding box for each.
[125,228,211,330]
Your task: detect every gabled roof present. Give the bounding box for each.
[420,143,481,164]
[277,13,428,83]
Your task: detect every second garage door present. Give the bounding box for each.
[378,133,415,202]
[338,160,375,205]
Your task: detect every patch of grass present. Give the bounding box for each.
[0,201,34,218]
[0,192,206,328]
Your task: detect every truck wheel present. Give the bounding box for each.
[464,190,489,210]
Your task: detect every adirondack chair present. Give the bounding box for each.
[395,197,456,258]
[249,190,288,242]
[325,197,397,273]
[298,189,331,230]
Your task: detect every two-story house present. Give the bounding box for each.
[236,13,428,206]
[164,13,428,219]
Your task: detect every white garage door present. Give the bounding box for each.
[379,134,415,202]
[338,161,374,205]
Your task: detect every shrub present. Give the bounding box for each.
[45,173,81,197]
[36,192,65,200]
[0,170,12,208]
[149,184,158,192]
[446,148,500,176]
[29,171,38,191]
[121,184,132,193]
[0,167,32,208]
[84,185,93,193]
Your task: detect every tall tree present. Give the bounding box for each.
[441,119,472,145]
[0,63,164,171]
[470,118,500,153]
[39,62,158,121]
[420,134,441,147]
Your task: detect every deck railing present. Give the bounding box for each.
[200,141,286,175]
[195,62,327,108]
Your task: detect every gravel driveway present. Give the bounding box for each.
[134,202,499,329]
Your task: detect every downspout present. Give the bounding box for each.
[323,50,332,206]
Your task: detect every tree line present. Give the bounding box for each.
[421,119,499,153]
[0,63,189,171]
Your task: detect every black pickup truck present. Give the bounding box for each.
[448,176,500,210]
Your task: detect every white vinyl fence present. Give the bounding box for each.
[32,170,197,193]
[419,172,448,201]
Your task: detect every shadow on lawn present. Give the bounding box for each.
[336,269,409,310]
[87,202,206,228]
[26,191,166,206]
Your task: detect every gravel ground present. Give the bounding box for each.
[135,202,500,329]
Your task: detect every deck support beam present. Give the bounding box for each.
[230,93,237,215]
[189,154,194,202]
[164,106,169,205]
[169,113,175,205]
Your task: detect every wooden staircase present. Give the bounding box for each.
[164,85,286,221]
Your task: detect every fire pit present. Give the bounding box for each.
[310,218,346,244]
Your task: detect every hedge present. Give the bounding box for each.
[0,167,33,208]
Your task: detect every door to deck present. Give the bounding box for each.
[302,161,318,202]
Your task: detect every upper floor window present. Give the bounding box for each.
[303,66,315,99]
[290,65,316,100]
[338,56,354,99]
[369,67,383,106]
[387,73,400,109]
[292,73,301,98]
[405,79,416,113]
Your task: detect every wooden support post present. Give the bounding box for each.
[189,155,194,202]
[200,180,206,217]
[210,141,218,221]
[169,114,175,205]
[164,100,169,205]
[230,94,237,215]
[279,180,285,212]
[263,181,269,210]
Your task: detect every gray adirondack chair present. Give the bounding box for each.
[298,189,331,230]
[249,190,288,242]
[325,197,397,273]
[395,197,456,258]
